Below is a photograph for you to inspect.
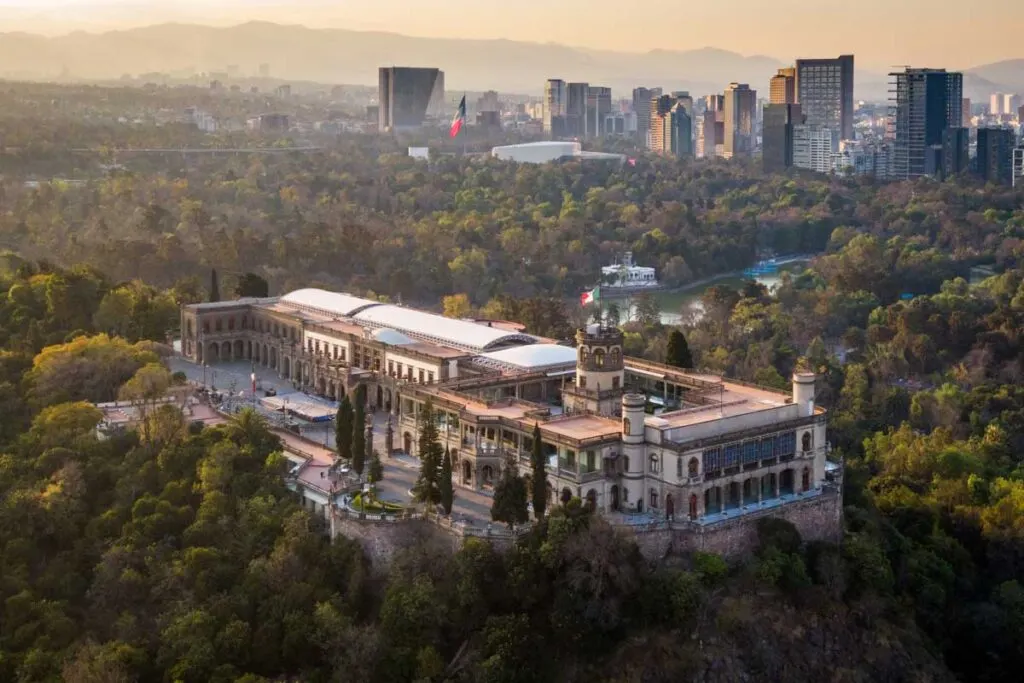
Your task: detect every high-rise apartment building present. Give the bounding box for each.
[990,93,1003,115]
[587,87,613,139]
[793,125,834,173]
[763,103,803,172]
[632,87,662,144]
[544,79,567,137]
[962,98,972,127]
[1004,94,1020,117]
[698,95,726,158]
[795,55,855,146]
[378,67,445,132]
[723,83,757,159]
[770,67,796,104]
[1013,147,1024,188]
[976,127,1016,185]
[889,68,963,179]
[649,95,674,154]
[566,82,589,138]
[941,127,970,178]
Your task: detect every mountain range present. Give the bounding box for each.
[0,21,1020,102]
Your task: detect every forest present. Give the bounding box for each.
[1,82,1024,681]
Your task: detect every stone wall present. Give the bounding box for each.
[632,489,844,563]
[330,488,843,568]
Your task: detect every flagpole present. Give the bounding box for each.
[462,92,467,157]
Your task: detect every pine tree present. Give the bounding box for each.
[530,423,548,520]
[439,446,454,516]
[491,453,529,530]
[368,450,384,485]
[209,268,220,302]
[413,399,443,506]
[352,386,367,476]
[335,395,353,461]
[666,329,694,369]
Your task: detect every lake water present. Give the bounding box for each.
[602,261,809,326]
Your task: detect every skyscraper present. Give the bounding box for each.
[962,98,972,127]
[587,86,613,138]
[795,55,855,145]
[770,67,796,104]
[723,83,756,159]
[669,103,694,158]
[633,87,662,144]
[793,125,834,173]
[990,93,1004,115]
[941,127,970,178]
[890,68,963,179]
[544,79,567,137]
[699,94,725,158]
[763,103,803,172]
[378,67,445,132]
[649,95,694,158]
[976,127,1016,185]
[566,82,589,138]
[1013,147,1024,188]
[649,95,674,154]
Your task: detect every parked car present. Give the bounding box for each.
[264,388,277,397]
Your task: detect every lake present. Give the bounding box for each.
[602,261,809,326]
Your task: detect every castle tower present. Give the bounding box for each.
[792,372,816,417]
[561,324,625,415]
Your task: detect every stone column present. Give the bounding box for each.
[737,478,744,508]
[773,471,780,498]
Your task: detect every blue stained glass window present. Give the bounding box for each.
[776,432,796,457]
[724,444,740,467]
[703,448,721,472]
[743,441,759,464]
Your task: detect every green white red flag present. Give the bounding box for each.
[580,287,600,306]
[449,95,466,138]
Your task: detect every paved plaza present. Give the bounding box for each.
[171,356,497,526]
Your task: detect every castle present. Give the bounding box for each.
[180,288,841,554]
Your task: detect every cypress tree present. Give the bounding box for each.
[352,385,367,476]
[368,451,384,485]
[440,446,454,515]
[335,395,353,461]
[530,422,548,520]
[413,399,443,506]
[491,452,529,530]
[666,329,694,369]
[209,268,220,302]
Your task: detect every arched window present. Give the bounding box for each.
[623,456,630,473]
[611,347,621,366]
[622,417,631,435]
[594,349,605,368]
[579,375,587,389]
[802,431,813,452]
[802,467,811,492]
[649,454,659,473]
[579,347,589,365]
[689,494,698,520]
[688,457,699,477]
[650,489,659,509]
[677,457,683,478]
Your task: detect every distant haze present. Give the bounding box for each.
[0,20,1020,101]
[0,0,1021,72]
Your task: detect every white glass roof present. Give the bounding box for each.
[476,344,578,371]
[279,289,381,318]
[353,305,536,351]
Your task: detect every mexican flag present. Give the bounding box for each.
[449,95,466,138]
[580,287,599,306]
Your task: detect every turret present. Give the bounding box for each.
[621,393,646,445]
[562,323,626,416]
[793,372,816,417]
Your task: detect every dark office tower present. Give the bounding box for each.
[976,127,1016,185]
[632,87,662,144]
[890,68,963,179]
[962,98,973,127]
[941,127,969,178]
[378,66,445,132]
[770,67,796,104]
[586,86,613,139]
[565,82,589,138]
[544,79,567,138]
[723,83,757,158]
[668,103,694,158]
[795,55,854,145]
[763,103,803,172]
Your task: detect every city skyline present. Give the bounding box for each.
[0,0,1022,71]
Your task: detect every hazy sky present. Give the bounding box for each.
[0,0,1021,70]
